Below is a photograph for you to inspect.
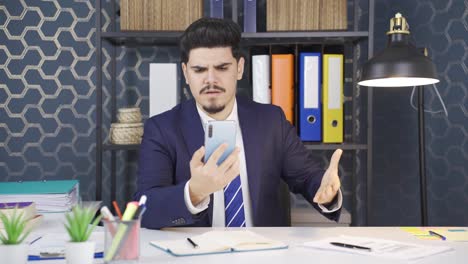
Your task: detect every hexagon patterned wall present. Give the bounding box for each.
[0,0,97,199]
[371,0,467,226]
[0,0,465,225]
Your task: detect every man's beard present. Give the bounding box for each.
[202,103,225,114]
[200,85,226,114]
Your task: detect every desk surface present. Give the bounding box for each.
[31,214,468,264]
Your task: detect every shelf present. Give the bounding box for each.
[101,31,183,46]
[241,31,369,45]
[103,143,140,151]
[101,31,369,46]
[303,143,368,150]
[103,143,367,151]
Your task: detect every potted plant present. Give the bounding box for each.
[0,209,32,264]
[64,204,102,264]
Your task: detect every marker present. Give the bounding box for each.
[100,206,115,221]
[101,206,117,235]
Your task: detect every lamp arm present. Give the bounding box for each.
[409,84,448,117]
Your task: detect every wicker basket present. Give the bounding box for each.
[110,122,143,145]
[117,107,142,123]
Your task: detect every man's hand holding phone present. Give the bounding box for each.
[188,144,240,205]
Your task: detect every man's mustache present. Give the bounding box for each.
[200,85,226,94]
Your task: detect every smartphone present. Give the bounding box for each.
[204,120,237,165]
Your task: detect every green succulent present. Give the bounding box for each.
[64,204,102,242]
[0,208,31,245]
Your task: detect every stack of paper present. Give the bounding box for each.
[303,236,453,261]
[0,180,79,213]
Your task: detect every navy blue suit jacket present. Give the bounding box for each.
[135,96,340,229]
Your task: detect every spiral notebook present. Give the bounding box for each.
[150,230,288,257]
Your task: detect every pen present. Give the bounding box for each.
[429,230,446,240]
[133,195,148,220]
[138,195,147,206]
[187,237,198,248]
[330,242,372,251]
[112,201,123,219]
[29,236,42,245]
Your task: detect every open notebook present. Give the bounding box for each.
[150,230,288,256]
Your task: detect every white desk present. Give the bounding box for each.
[30,214,468,264]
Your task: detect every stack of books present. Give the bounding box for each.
[120,0,203,31]
[0,180,79,213]
[266,0,347,31]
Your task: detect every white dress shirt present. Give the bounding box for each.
[184,99,342,227]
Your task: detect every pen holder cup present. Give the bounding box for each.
[103,219,140,263]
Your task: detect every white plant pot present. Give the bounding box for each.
[0,243,29,264]
[65,241,95,264]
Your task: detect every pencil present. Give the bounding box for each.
[112,201,123,219]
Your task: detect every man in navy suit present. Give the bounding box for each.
[135,18,343,229]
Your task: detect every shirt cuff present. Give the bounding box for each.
[184,180,210,215]
[317,189,343,213]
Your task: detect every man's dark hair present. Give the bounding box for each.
[179,18,242,64]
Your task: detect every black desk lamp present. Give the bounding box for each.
[358,13,440,226]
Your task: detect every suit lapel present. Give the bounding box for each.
[180,99,204,158]
[237,97,261,224]
[179,99,214,224]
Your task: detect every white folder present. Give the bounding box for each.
[252,55,271,104]
[149,63,178,117]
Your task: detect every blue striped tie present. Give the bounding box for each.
[224,175,246,227]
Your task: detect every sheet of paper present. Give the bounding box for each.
[401,227,468,241]
[28,232,104,257]
[400,227,440,240]
[433,228,468,242]
[303,235,453,261]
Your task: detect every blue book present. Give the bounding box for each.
[243,0,257,32]
[210,0,223,18]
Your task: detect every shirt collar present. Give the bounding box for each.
[196,99,238,127]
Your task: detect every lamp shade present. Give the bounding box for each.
[358,13,439,87]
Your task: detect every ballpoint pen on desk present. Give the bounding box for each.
[330,242,372,252]
[429,230,446,241]
[187,237,199,248]
[29,236,42,245]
